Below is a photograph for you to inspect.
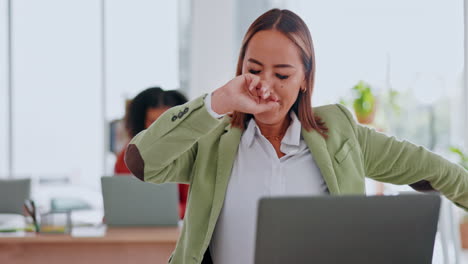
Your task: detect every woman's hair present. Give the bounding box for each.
[230,8,328,138]
[125,87,188,137]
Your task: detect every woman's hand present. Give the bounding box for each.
[211,74,280,115]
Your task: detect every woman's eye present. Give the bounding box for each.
[276,73,289,80]
[249,69,261,74]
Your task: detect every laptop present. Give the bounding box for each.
[101,176,179,226]
[0,178,31,215]
[254,194,441,264]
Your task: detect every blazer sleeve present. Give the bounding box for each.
[336,104,468,211]
[124,95,223,184]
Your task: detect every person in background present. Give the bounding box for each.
[114,87,190,219]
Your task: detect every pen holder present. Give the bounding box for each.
[39,210,72,234]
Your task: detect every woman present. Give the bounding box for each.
[125,9,468,264]
[115,87,190,219]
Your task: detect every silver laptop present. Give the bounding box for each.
[255,194,441,264]
[101,176,179,226]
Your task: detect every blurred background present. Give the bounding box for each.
[0,0,467,262]
[1,0,466,190]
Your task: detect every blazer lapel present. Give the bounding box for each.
[207,123,242,233]
[302,128,340,195]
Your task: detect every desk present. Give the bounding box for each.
[0,227,179,264]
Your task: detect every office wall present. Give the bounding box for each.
[235,0,272,53]
[188,0,236,98]
[187,0,273,98]
[105,0,179,121]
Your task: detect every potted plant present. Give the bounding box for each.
[449,147,468,170]
[450,146,468,249]
[352,81,377,124]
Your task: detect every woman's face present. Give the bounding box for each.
[242,29,305,125]
[145,107,170,129]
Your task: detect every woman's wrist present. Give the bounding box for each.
[204,92,225,119]
[211,86,233,115]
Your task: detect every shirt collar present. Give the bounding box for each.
[243,112,302,149]
[282,112,301,147]
[243,118,257,148]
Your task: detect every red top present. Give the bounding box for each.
[115,147,189,219]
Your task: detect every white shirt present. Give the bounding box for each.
[205,95,328,264]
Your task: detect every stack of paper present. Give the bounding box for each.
[0,213,27,236]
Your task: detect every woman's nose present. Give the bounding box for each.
[258,78,278,101]
[259,72,275,86]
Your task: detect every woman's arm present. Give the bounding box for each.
[336,104,468,210]
[125,73,281,184]
[125,95,223,184]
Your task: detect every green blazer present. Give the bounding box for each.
[125,95,468,264]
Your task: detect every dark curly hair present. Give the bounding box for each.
[125,87,188,137]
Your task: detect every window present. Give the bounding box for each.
[11,0,102,186]
[283,0,465,157]
[4,0,180,186]
[0,0,7,177]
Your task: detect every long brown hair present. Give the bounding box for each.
[230,9,328,138]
